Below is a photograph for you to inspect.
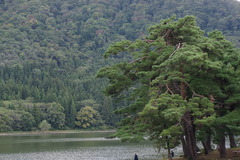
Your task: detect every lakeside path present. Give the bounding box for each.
[0,130,116,136]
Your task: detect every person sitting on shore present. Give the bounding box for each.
[134,153,139,160]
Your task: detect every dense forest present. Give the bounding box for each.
[0,0,240,132]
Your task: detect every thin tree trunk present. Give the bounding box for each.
[218,134,227,158]
[167,140,173,160]
[180,81,186,100]
[180,66,186,100]
[181,135,188,157]
[201,131,213,155]
[206,133,213,152]
[202,141,209,155]
[228,131,237,148]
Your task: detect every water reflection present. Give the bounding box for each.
[0,132,163,160]
[15,137,119,143]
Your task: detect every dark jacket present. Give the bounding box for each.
[134,154,139,160]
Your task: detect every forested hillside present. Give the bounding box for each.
[0,0,239,132]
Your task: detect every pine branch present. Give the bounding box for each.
[184,82,205,98]
[144,39,155,43]
[165,84,174,95]
[129,56,148,64]
[162,29,173,39]
[169,43,182,57]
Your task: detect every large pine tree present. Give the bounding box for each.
[98,16,240,160]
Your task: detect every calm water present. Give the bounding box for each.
[0,131,167,160]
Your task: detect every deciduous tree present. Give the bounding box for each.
[75,106,104,129]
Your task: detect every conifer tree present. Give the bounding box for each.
[98,16,240,159]
[31,104,42,126]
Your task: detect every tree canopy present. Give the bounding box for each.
[98,15,240,159]
[75,106,104,129]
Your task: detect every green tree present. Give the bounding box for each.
[8,110,35,131]
[75,106,104,129]
[65,98,77,128]
[17,110,36,131]
[31,104,42,126]
[39,120,51,131]
[46,103,65,129]
[101,97,116,126]
[79,99,101,110]
[0,113,13,132]
[98,16,240,159]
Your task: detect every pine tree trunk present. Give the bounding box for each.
[183,111,197,160]
[167,140,173,160]
[180,71,197,160]
[228,131,237,148]
[181,135,188,157]
[218,134,227,158]
[202,141,209,155]
[206,133,213,152]
[202,132,213,155]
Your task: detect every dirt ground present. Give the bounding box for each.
[174,148,240,160]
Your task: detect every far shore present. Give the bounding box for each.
[0,129,116,136]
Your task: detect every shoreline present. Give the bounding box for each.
[0,129,116,136]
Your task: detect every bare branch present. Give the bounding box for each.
[129,56,148,64]
[169,43,182,57]
[144,39,155,43]
[162,29,173,38]
[166,84,174,95]
[184,82,205,98]
[157,46,166,52]
[169,50,177,58]
[175,121,181,126]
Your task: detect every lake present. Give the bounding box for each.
[0,131,172,160]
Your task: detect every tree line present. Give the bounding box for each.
[0,0,239,133]
[0,99,110,131]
